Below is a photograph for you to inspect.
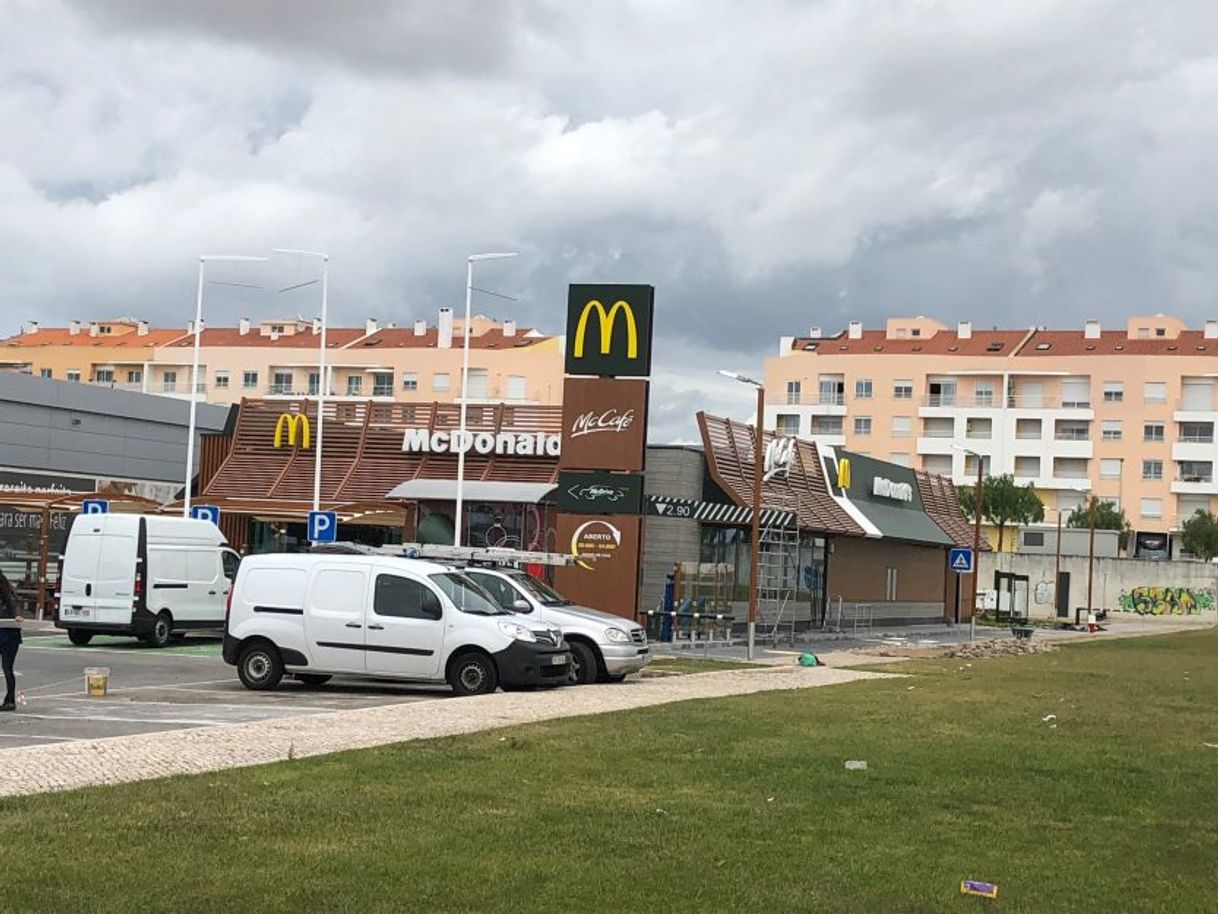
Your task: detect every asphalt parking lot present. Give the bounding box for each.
[0,632,449,749]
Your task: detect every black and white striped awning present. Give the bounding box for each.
[646,495,796,527]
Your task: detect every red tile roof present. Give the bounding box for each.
[789,329,1031,356]
[0,328,186,347]
[1019,329,1218,356]
[160,328,368,348]
[351,327,548,350]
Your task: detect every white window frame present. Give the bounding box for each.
[1101,420,1122,441]
[853,416,872,436]
[1142,460,1163,481]
[854,378,873,400]
[1144,381,1167,405]
[1140,498,1163,519]
[893,379,913,400]
[402,372,419,391]
[1102,382,1124,403]
[1144,422,1165,442]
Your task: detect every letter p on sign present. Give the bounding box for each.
[308,510,337,543]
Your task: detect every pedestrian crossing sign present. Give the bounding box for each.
[949,547,974,574]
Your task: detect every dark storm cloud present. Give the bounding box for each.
[2,0,1216,442]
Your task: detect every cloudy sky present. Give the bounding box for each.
[2,0,1215,441]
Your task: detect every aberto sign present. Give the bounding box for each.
[401,428,562,457]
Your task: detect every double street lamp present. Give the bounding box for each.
[951,443,986,622]
[718,369,765,660]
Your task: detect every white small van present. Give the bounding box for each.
[57,514,241,647]
[223,553,571,695]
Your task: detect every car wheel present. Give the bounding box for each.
[567,641,600,686]
[448,651,498,696]
[295,673,331,687]
[237,643,283,691]
[147,612,173,648]
[67,629,93,646]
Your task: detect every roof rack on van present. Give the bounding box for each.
[309,541,583,568]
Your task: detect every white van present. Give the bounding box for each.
[57,514,241,647]
[223,553,571,695]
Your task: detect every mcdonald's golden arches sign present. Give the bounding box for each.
[565,284,654,377]
[273,412,311,449]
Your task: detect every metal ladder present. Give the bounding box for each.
[756,497,800,644]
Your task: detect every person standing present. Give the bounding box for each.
[0,570,22,711]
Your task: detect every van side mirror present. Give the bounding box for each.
[511,599,532,613]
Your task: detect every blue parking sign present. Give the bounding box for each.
[191,505,221,525]
[308,510,337,543]
[949,547,974,574]
[82,498,109,515]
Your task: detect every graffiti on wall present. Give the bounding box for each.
[1117,586,1215,616]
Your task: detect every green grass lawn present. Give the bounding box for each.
[3,630,1217,914]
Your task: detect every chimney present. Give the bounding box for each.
[269,330,279,341]
[809,326,822,339]
[88,321,99,337]
[312,318,321,335]
[186,320,194,336]
[1206,320,1218,340]
[438,308,454,349]
[1084,319,1101,339]
[503,320,516,337]
[69,320,81,336]
[957,320,973,340]
[413,319,427,337]
[238,317,250,336]
[22,321,38,335]
[779,335,794,355]
[364,318,378,337]
[136,320,149,336]
[847,320,863,340]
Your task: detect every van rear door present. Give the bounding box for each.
[59,520,102,624]
[93,527,139,626]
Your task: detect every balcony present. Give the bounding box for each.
[1173,440,1216,462]
[766,395,846,417]
[1172,477,1218,495]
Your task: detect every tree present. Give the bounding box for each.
[1180,509,1218,561]
[957,473,1046,551]
[1066,498,1132,552]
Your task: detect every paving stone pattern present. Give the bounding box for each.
[0,664,897,798]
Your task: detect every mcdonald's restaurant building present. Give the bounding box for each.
[191,395,978,626]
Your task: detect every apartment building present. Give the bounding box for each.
[763,314,1218,558]
[1,310,563,407]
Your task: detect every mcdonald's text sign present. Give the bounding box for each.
[565,284,654,377]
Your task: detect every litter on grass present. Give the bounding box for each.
[960,880,999,899]
[844,760,868,771]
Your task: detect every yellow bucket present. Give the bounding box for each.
[84,667,110,697]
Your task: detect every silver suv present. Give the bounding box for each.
[461,567,650,685]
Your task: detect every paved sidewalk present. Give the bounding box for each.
[0,663,899,798]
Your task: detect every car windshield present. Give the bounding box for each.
[508,572,571,606]
[430,572,510,616]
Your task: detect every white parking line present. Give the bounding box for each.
[22,644,222,659]
[33,678,237,699]
[19,713,223,726]
[0,733,72,743]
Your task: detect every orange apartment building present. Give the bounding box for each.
[763,314,1218,558]
[1,310,563,407]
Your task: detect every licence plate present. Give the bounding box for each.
[548,654,568,666]
[62,606,91,620]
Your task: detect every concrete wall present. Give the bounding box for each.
[639,446,706,612]
[0,372,230,485]
[980,551,1218,619]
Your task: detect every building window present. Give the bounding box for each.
[243,371,258,390]
[271,371,293,395]
[1142,460,1163,480]
[965,417,992,440]
[1014,456,1040,478]
[890,452,911,467]
[1178,461,1213,483]
[66,369,81,383]
[306,373,319,396]
[891,416,912,438]
[1179,422,1214,443]
[818,376,844,405]
[506,375,526,400]
[1143,422,1165,442]
[1100,458,1123,480]
[854,379,873,400]
[786,380,801,405]
[39,368,53,379]
[1015,418,1042,440]
[927,378,957,406]
[94,369,114,384]
[214,372,229,390]
[161,370,176,392]
[974,381,994,406]
[893,379,913,400]
[372,373,393,397]
[1102,382,1124,403]
[1144,381,1167,405]
[1140,498,1163,519]
[775,415,801,436]
[810,416,843,436]
[402,373,419,392]
[1055,420,1090,441]
[433,373,451,392]
[885,567,898,601]
[127,369,142,384]
[1024,531,1045,547]
[346,375,363,396]
[270,324,286,334]
[1101,420,1122,441]
[853,416,872,436]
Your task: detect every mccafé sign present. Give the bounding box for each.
[402,428,561,457]
[565,284,654,377]
[559,378,648,473]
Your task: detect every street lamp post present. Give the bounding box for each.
[453,252,518,547]
[951,444,986,624]
[183,255,267,517]
[718,370,765,661]
[273,249,330,517]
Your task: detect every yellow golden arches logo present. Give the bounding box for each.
[572,299,638,360]
[836,457,851,490]
[273,412,311,449]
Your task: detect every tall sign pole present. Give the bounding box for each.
[748,384,764,660]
